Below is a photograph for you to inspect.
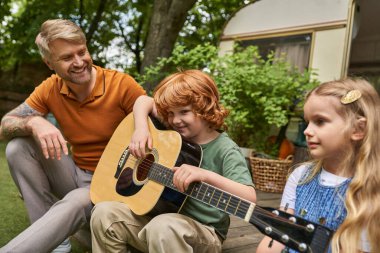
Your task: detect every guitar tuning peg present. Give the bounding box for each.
[319,217,326,225]
[300,208,308,217]
[306,224,315,232]
[272,210,280,216]
[281,234,289,243]
[265,226,273,234]
[289,216,297,223]
[298,243,308,252]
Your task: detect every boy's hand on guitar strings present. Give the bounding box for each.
[172,164,206,192]
[130,128,153,158]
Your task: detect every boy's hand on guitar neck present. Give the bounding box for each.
[130,128,153,158]
[173,164,207,192]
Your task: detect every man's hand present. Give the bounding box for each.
[0,102,68,160]
[27,116,68,160]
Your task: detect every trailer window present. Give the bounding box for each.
[240,33,312,72]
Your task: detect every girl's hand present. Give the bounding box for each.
[129,128,152,158]
[173,164,208,192]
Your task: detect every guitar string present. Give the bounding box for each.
[253,207,307,229]
[113,153,314,249]
[123,156,304,227]
[248,207,312,248]
[121,155,311,227]
[119,155,254,217]
[253,217,305,250]
[117,155,308,229]
[115,154,313,248]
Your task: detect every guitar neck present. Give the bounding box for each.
[148,161,333,253]
[148,162,256,222]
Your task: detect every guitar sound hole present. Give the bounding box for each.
[116,168,134,196]
[136,154,154,182]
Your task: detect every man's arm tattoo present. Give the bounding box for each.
[0,102,44,139]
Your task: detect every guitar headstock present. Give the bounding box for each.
[250,206,333,253]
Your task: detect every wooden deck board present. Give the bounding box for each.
[222,191,282,252]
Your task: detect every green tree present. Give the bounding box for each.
[0,0,121,70]
[0,0,252,93]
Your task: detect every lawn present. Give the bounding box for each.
[0,140,89,252]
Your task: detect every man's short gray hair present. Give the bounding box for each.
[35,19,86,58]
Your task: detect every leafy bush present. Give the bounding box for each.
[137,44,318,155]
[212,46,318,152]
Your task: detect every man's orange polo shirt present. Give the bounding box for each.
[26,65,146,171]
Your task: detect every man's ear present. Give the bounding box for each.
[43,57,54,70]
[351,117,366,141]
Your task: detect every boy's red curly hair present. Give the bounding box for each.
[153,69,229,130]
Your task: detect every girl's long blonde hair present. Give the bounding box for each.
[306,78,380,253]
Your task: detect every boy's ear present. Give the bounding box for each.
[351,117,366,141]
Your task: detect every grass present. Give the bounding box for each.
[0,141,89,252]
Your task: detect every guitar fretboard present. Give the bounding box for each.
[148,162,255,221]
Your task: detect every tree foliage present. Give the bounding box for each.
[0,0,251,78]
[0,0,123,70]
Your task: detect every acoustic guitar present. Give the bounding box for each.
[90,113,333,253]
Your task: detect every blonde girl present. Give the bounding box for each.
[257,78,380,253]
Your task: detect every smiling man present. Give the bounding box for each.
[0,19,146,253]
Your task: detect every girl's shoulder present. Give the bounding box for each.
[289,163,350,186]
[280,164,313,208]
[289,163,313,182]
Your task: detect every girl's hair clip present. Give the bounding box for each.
[340,90,362,104]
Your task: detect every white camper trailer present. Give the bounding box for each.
[220,0,379,161]
[220,0,380,92]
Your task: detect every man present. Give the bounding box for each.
[0,19,145,253]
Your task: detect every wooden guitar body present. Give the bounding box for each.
[90,113,202,215]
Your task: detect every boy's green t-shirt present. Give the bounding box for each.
[179,132,254,239]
